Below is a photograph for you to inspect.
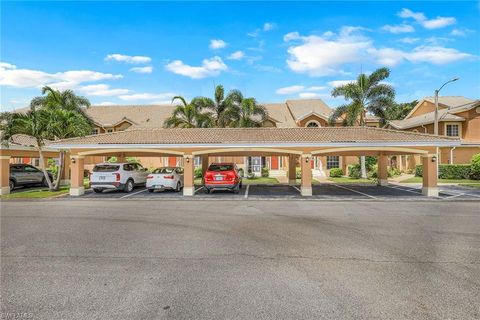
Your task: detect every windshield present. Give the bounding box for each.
[208,164,234,172]
[153,167,175,174]
[93,164,120,172]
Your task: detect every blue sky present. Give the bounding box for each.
[1,1,479,111]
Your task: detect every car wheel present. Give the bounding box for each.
[239,182,243,189]
[148,189,154,193]
[175,182,181,192]
[41,177,49,187]
[9,180,15,191]
[124,180,134,193]
[93,188,103,193]
[204,187,210,194]
[233,185,240,194]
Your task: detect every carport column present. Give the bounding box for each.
[201,155,209,176]
[183,154,194,196]
[288,155,297,185]
[70,155,85,196]
[377,155,389,186]
[422,154,438,197]
[116,154,126,162]
[0,156,11,195]
[300,154,312,196]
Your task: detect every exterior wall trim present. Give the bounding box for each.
[76,148,185,156]
[192,148,303,156]
[311,147,430,155]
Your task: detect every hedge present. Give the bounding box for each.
[415,164,473,179]
[471,153,480,180]
[329,168,343,177]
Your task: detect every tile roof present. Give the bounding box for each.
[423,96,476,108]
[51,127,458,147]
[9,134,41,147]
[286,99,333,121]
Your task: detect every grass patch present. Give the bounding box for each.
[459,183,480,189]
[402,176,480,184]
[1,186,70,199]
[195,177,279,185]
[328,177,375,184]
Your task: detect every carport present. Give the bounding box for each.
[47,127,459,198]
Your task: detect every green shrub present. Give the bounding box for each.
[348,164,361,179]
[296,167,301,179]
[388,167,401,177]
[194,167,203,178]
[415,164,472,179]
[470,153,480,180]
[365,156,377,171]
[329,168,343,177]
[261,167,269,177]
[47,158,59,179]
[238,168,244,177]
[368,164,378,179]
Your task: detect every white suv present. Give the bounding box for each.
[90,162,149,193]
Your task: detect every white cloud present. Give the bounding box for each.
[0,62,122,89]
[398,8,456,29]
[369,46,474,66]
[209,39,228,49]
[398,37,420,44]
[276,85,305,94]
[328,80,355,87]
[381,24,414,34]
[165,56,228,79]
[105,53,152,64]
[227,51,245,60]
[298,92,327,99]
[78,84,131,96]
[118,92,175,102]
[263,22,276,31]
[285,27,371,76]
[449,28,473,37]
[97,101,115,106]
[276,85,327,95]
[129,66,153,74]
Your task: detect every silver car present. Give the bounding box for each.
[9,164,53,190]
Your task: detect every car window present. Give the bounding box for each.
[24,165,40,172]
[123,164,133,171]
[10,165,24,173]
[134,163,144,171]
[176,168,184,174]
[93,165,120,172]
[153,167,175,174]
[208,164,234,171]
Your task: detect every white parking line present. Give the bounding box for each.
[291,186,301,193]
[194,186,204,194]
[384,185,422,195]
[244,185,250,199]
[443,193,465,199]
[333,184,377,199]
[120,188,148,199]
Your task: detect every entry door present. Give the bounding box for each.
[251,157,262,174]
[271,156,279,170]
[168,157,177,167]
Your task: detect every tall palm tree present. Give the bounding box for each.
[329,67,395,178]
[191,85,242,127]
[0,86,93,190]
[163,96,213,128]
[226,92,267,128]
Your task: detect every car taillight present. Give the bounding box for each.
[113,173,120,181]
[164,175,174,179]
[146,175,154,179]
[226,172,235,180]
[204,172,213,181]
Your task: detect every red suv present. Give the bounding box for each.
[203,163,242,194]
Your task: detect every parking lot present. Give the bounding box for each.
[67,183,480,201]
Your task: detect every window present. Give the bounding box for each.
[306,121,320,127]
[446,124,460,137]
[326,156,340,169]
[93,164,120,172]
[106,128,114,133]
[24,165,40,172]
[194,156,201,166]
[91,128,99,135]
[11,165,24,173]
[208,164,234,171]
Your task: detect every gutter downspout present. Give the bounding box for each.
[421,125,428,134]
[450,146,456,164]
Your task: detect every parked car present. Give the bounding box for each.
[203,163,242,194]
[9,163,53,190]
[146,167,184,192]
[90,162,149,193]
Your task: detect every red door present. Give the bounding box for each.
[168,157,177,167]
[271,156,279,170]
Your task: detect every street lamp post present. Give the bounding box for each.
[434,77,460,135]
[433,77,459,178]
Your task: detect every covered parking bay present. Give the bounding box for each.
[47,127,459,198]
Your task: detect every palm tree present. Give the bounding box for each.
[191,85,242,127]
[1,86,93,190]
[226,92,267,128]
[163,96,213,128]
[329,67,395,178]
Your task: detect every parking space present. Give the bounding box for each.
[67,183,480,201]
